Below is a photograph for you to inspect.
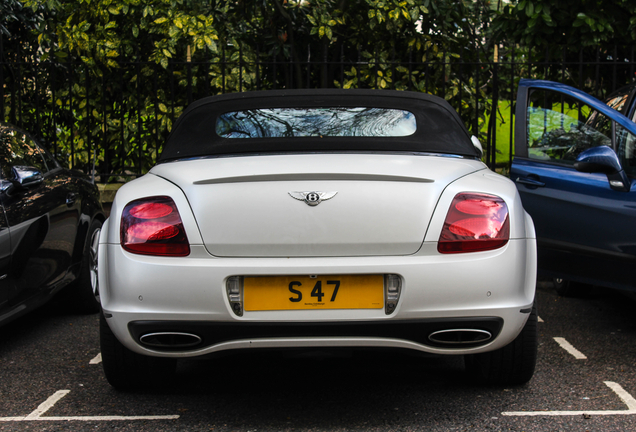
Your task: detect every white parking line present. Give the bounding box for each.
[0,390,179,422]
[503,381,636,416]
[24,390,69,420]
[554,337,587,359]
[538,316,544,323]
[89,353,102,364]
[606,381,636,410]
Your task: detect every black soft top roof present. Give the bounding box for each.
[158,89,477,162]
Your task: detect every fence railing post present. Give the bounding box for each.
[0,32,4,122]
[486,44,500,170]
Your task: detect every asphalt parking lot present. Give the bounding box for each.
[1,279,636,431]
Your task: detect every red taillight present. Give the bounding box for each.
[120,196,190,256]
[438,193,509,254]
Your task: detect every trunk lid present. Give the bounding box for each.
[151,154,484,257]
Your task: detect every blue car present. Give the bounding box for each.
[511,79,636,295]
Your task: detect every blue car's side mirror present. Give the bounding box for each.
[574,146,630,192]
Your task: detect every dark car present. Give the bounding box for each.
[0,122,105,325]
[511,79,636,295]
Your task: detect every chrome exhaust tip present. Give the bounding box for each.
[428,329,492,346]
[140,332,202,349]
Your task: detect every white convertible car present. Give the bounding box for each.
[98,89,537,389]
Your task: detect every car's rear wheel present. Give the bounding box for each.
[465,303,537,386]
[100,313,177,390]
[65,219,102,313]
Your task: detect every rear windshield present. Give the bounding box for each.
[158,90,477,162]
[216,108,417,138]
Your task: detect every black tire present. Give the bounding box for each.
[100,312,177,391]
[465,304,538,386]
[65,218,102,313]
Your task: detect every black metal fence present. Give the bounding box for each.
[2,42,636,182]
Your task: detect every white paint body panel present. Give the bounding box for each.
[100,153,536,358]
[149,154,485,257]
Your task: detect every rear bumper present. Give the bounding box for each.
[99,228,536,357]
[129,317,505,352]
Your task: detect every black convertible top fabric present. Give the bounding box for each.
[158,89,478,162]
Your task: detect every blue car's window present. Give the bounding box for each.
[616,124,636,176]
[527,90,612,164]
[216,107,417,138]
[605,91,630,114]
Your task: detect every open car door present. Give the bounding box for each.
[511,79,636,292]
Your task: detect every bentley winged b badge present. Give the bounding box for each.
[288,191,338,206]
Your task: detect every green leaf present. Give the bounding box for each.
[168,26,179,38]
[525,2,534,16]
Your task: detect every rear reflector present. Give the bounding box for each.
[120,196,190,256]
[438,193,509,254]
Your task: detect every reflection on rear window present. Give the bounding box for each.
[216,107,416,138]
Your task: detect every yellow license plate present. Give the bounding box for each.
[243,275,384,311]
